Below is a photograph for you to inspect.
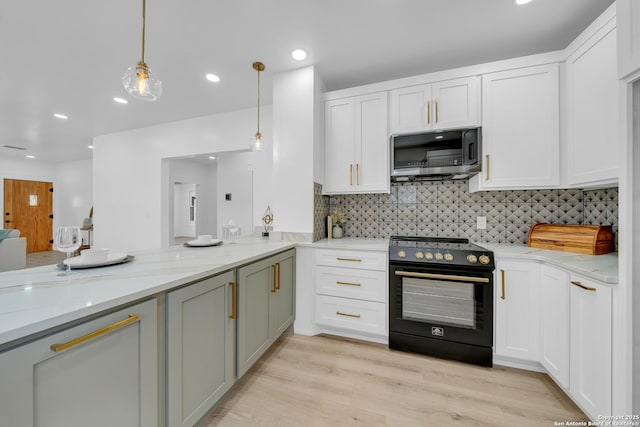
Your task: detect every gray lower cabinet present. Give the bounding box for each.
[237,249,295,377]
[166,270,235,427]
[0,299,158,427]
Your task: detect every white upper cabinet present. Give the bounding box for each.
[565,13,619,186]
[389,76,480,134]
[324,92,389,194]
[617,0,640,78]
[470,64,560,191]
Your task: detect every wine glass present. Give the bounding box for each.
[228,219,239,244]
[54,226,81,276]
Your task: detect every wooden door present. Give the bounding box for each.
[4,179,53,253]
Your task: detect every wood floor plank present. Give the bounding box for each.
[203,334,586,426]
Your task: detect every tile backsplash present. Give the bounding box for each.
[320,180,618,247]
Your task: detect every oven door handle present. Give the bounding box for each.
[394,270,490,283]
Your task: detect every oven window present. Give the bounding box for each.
[402,278,476,329]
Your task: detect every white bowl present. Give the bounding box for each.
[80,248,109,263]
[196,234,213,243]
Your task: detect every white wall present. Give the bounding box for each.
[0,157,92,234]
[272,66,318,236]
[93,107,272,252]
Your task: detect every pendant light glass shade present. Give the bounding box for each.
[122,0,162,101]
[251,61,265,151]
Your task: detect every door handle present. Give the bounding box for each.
[50,314,139,352]
[276,262,281,291]
[571,280,596,292]
[272,264,278,293]
[349,164,353,186]
[500,269,506,300]
[356,164,359,186]
[435,98,439,123]
[427,101,430,124]
[485,155,491,181]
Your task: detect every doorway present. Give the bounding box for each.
[3,179,53,253]
[173,183,197,245]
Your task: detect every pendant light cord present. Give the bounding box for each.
[141,0,146,63]
[257,68,260,134]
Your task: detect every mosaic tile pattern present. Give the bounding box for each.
[313,182,330,242]
[320,180,619,247]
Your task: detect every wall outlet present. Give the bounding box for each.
[476,216,487,230]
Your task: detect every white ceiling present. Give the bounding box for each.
[0,0,614,163]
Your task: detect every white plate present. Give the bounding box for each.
[63,252,128,267]
[185,239,223,247]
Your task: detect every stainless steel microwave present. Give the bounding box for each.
[390,127,482,181]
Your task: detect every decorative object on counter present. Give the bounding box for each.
[82,206,93,228]
[251,61,266,151]
[261,205,273,237]
[54,226,82,276]
[122,0,162,101]
[528,223,614,255]
[331,208,347,239]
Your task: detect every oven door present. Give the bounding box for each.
[389,264,493,347]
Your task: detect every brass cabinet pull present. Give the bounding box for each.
[485,154,491,181]
[500,269,506,300]
[395,270,489,283]
[336,257,362,262]
[50,314,139,353]
[571,280,596,292]
[435,98,439,123]
[272,264,277,293]
[276,262,281,290]
[336,311,361,319]
[337,280,361,287]
[427,101,431,124]
[349,164,353,186]
[356,163,360,186]
[229,282,237,319]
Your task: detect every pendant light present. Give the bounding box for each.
[122,0,162,101]
[251,61,265,151]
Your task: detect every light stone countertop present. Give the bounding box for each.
[0,238,295,349]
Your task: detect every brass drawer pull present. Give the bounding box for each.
[272,264,277,293]
[229,282,237,319]
[336,257,362,262]
[276,262,281,290]
[395,270,489,283]
[349,164,353,186]
[427,100,430,124]
[571,280,596,292]
[500,269,506,300]
[336,311,361,319]
[435,98,439,123]
[337,280,361,287]
[356,163,360,186]
[485,154,491,181]
[50,314,139,353]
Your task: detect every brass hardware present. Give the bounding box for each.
[50,314,139,353]
[350,164,353,186]
[336,311,361,319]
[395,271,489,283]
[229,282,237,319]
[337,257,362,262]
[337,281,361,287]
[356,163,360,186]
[571,280,596,292]
[435,98,439,123]
[427,101,431,124]
[485,155,490,180]
[500,269,506,300]
[272,264,277,293]
[276,262,281,290]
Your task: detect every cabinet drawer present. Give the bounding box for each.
[315,249,386,271]
[315,295,386,336]
[315,266,386,302]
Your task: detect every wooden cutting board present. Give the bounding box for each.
[527,223,614,255]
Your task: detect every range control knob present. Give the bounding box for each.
[478,255,491,265]
[424,252,434,261]
[444,253,454,262]
[398,250,406,259]
[467,254,478,264]
[434,252,444,261]
[415,252,424,260]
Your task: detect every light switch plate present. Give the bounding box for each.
[476,216,487,230]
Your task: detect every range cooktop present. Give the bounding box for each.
[389,236,494,268]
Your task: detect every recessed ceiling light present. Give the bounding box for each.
[206,74,221,82]
[291,49,307,61]
[26,155,35,159]
[88,145,94,149]
[516,0,532,4]
[209,156,216,160]
[113,97,128,104]
[53,113,68,120]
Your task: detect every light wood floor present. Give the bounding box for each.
[26,250,66,268]
[204,334,586,427]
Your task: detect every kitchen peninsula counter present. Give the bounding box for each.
[0,238,295,350]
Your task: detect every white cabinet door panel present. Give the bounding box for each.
[315,294,386,336]
[617,0,640,78]
[356,92,389,193]
[325,98,355,193]
[432,76,480,129]
[315,266,386,302]
[389,84,431,133]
